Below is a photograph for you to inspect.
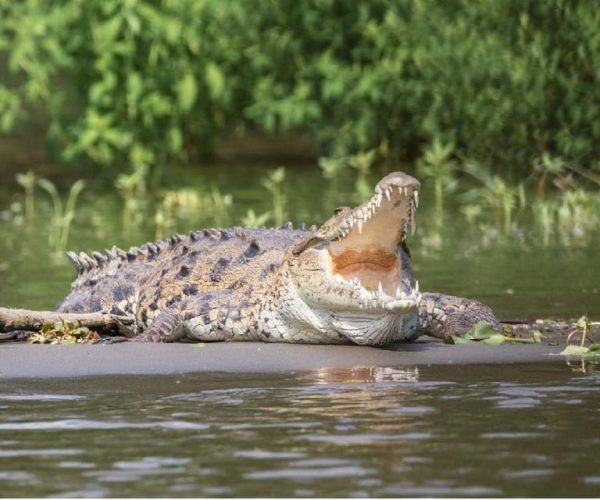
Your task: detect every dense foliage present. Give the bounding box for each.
[0,0,598,175]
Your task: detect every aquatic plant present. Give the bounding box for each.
[27,321,100,344]
[37,178,85,255]
[532,199,555,247]
[154,186,233,238]
[530,189,600,247]
[416,139,457,211]
[115,163,149,200]
[462,161,518,235]
[557,316,600,362]
[241,209,271,228]
[348,149,377,200]
[262,167,286,226]
[15,171,36,219]
[532,154,568,196]
[318,156,346,181]
[444,321,542,345]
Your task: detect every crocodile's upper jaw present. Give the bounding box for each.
[286,172,421,343]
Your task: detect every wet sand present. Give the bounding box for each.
[0,340,564,379]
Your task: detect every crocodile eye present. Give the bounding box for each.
[334,206,350,214]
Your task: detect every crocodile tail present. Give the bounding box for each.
[66,246,127,276]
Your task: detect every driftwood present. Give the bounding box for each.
[0,307,134,338]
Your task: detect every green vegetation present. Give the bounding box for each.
[1,0,599,182]
[14,172,85,255]
[37,178,85,256]
[28,321,100,344]
[261,167,286,226]
[558,315,600,360]
[444,321,543,345]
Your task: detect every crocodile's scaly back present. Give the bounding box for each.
[58,226,314,340]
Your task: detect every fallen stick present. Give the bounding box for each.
[0,307,134,337]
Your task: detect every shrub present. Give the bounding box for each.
[0,0,598,175]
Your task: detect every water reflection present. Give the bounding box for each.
[0,363,599,497]
[309,366,420,384]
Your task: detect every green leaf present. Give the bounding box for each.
[464,321,498,340]
[482,334,506,346]
[559,345,589,356]
[205,62,225,99]
[177,73,197,112]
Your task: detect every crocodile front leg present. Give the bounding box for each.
[417,292,501,339]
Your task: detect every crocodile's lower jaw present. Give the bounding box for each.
[331,310,420,345]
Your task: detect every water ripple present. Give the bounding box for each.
[234,449,306,459]
[0,448,83,458]
[299,432,432,444]
[244,465,376,480]
[0,419,209,431]
[0,393,85,401]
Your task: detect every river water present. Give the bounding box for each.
[0,164,599,496]
[1,365,600,497]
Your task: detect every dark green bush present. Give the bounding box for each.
[0,0,598,175]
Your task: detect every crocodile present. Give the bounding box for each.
[0,171,500,345]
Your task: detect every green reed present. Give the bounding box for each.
[37,178,85,255]
[262,167,286,226]
[15,171,37,219]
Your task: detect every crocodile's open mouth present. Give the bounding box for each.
[327,173,420,311]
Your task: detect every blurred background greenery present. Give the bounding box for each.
[1,0,599,182]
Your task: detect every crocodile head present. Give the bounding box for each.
[286,171,421,345]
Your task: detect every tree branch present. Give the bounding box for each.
[0,307,134,338]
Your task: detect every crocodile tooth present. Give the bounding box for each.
[376,192,383,207]
[414,190,419,208]
[415,280,420,296]
[378,282,384,296]
[396,285,402,298]
[357,219,363,234]
[385,188,391,200]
